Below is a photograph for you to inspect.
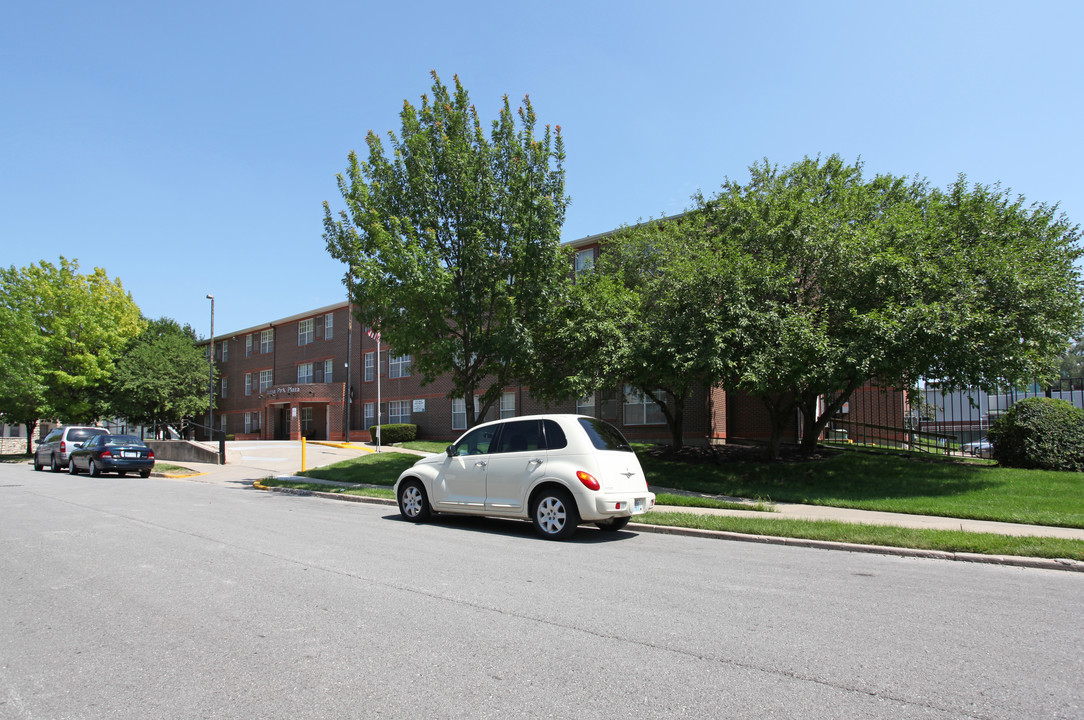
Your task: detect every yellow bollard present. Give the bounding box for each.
[301,436,306,472]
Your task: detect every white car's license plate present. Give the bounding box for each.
[633,498,644,513]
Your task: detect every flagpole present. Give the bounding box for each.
[376,334,382,453]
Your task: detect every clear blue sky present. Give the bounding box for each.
[3,0,1082,337]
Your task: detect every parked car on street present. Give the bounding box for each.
[33,426,110,471]
[67,434,156,478]
[394,414,655,540]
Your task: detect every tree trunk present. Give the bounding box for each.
[23,421,35,456]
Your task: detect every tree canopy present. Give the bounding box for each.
[0,258,142,444]
[111,318,209,435]
[570,155,1082,458]
[324,71,569,426]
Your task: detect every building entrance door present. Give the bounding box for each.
[275,405,290,440]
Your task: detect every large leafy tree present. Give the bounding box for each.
[540,215,750,449]
[111,318,209,435]
[918,177,1084,390]
[700,156,937,458]
[0,258,143,430]
[324,72,569,426]
[0,270,48,452]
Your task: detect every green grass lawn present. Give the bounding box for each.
[639,448,1084,529]
[298,451,419,485]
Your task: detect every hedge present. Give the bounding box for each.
[368,423,418,444]
[988,397,1084,472]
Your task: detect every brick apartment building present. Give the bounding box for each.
[204,229,905,446]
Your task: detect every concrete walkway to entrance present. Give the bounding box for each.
[160,440,1084,542]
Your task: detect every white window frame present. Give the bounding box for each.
[297,362,314,384]
[500,391,515,419]
[451,398,467,431]
[259,369,273,392]
[575,248,594,276]
[245,373,253,396]
[389,400,410,425]
[298,318,314,346]
[623,386,666,426]
[323,359,334,383]
[220,341,228,362]
[577,393,595,417]
[364,352,375,382]
[221,377,228,398]
[260,329,274,354]
[300,406,313,434]
[324,313,334,340]
[389,353,411,379]
[363,401,375,429]
[246,334,253,357]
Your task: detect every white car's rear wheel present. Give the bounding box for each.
[531,488,579,540]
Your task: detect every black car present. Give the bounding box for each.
[68,434,156,478]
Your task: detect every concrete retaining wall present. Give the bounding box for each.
[146,439,234,465]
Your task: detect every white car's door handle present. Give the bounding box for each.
[528,459,543,465]
[475,461,487,468]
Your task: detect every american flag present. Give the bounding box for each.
[365,326,380,341]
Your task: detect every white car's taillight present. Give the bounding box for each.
[576,471,600,491]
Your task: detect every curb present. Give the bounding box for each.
[250,481,1084,573]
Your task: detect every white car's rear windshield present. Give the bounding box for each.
[578,418,634,452]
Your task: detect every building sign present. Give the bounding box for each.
[266,386,302,397]
[413,399,426,413]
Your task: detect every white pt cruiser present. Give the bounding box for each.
[394,414,656,540]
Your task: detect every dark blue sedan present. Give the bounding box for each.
[68,434,156,478]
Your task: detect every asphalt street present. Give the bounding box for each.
[2,461,1082,719]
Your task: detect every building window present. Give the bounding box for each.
[324,313,334,340]
[246,334,253,357]
[389,400,410,425]
[623,386,666,426]
[500,391,515,419]
[260,329,274,354]
[245,373,253,396]
[389,353,411,379]
[220,415,228,433]
[221,377,228,399]
[220,341,228,362]
[364,352,375,382]
[364,402,375,429]
[451,398,466,431]
[297,362,314,384]
[300,407,313,435]
[298,318,314,346]
[577,393,595,417]
[323,359,334,383]
[245,412,261,434]
[259,369,273,392]
[575,248,594,276]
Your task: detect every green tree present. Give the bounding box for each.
[700,156,931,458]
[111,318,210,436]
[0,270,48,452]
[324,72,569,426]
[544,215,749,449]
[0,258,143,428]
[919,177,1084,391]
[1057,339,1084,381]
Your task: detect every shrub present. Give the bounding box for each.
[988,397,1084,471]
[369,423,418,444]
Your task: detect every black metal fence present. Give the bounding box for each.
[822,378,1084,455]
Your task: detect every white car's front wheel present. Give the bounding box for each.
[397,480,432,522]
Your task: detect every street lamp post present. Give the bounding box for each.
[206,294,215,440]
